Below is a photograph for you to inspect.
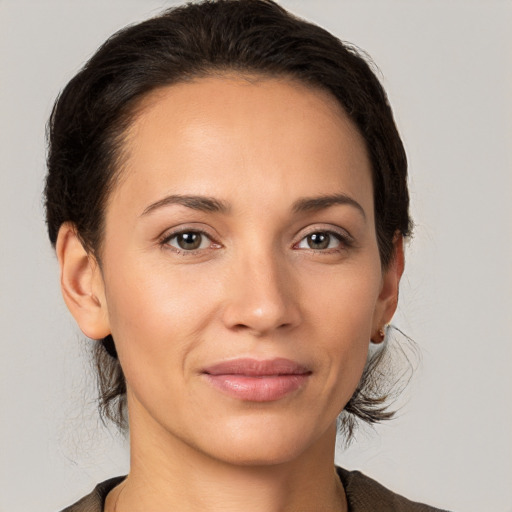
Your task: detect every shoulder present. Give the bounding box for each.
[60,470,451,512]
[336,467,452,512]
[59,476,125,512]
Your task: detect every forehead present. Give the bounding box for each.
[109,75,373,218]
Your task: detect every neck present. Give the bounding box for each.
[107,399,347,512]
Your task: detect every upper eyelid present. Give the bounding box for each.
[159,225,217,242]
[296,224,353,241]
[164,230,212,243]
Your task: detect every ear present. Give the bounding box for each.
[55,222,111,340]
[371,233,405,343]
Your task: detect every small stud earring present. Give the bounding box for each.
[372,324,388,344]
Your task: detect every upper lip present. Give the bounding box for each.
[202,358,311,376]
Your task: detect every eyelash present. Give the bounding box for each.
[158,227,353,255]
[159,228,220,255]
[293,228,353,253]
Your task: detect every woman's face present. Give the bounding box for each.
[89,76,399,465]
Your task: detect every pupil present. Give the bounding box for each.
[178,232,201,250]
[308,232,329,249]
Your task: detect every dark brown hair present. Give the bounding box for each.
[45,0,412,437]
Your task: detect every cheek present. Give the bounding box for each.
[102,263,225,430]
[305,259,381,339]
[303,263,381,398]
[102,256,221,379]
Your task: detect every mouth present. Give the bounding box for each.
[201,358,312,402]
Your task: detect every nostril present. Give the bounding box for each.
[232,323,249,331]
[230,320,293,336]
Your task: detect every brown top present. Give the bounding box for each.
[60,467,451,512]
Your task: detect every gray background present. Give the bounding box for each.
[1,1,511,511]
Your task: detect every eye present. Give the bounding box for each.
[164,231,212,251]
[296,231,344,251]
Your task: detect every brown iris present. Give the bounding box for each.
[176,232,203,250]
[306,232,331,250]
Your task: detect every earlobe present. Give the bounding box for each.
[56,222,111,340]
[371,234,405,343]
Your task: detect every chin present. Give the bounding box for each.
[195,415,333,468]
[208,440,306,467]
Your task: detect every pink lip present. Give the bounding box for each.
[202,358,311,402]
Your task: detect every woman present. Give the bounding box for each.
[45,1,450,510]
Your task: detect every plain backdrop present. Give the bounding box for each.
[0,1,511,511]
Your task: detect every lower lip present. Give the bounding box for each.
[204,374,310,402]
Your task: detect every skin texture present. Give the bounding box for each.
[57,76,404,512]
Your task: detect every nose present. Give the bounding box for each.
[221,250,302,336]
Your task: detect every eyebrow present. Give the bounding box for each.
[141,194,230,216]
[140,192,365,219]
[292,194,366,220]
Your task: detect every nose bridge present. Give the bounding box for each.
[222,241,300,335]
